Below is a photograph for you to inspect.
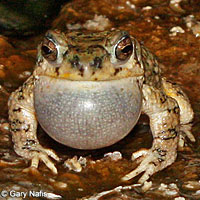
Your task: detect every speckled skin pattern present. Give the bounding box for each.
[8,29,195,184]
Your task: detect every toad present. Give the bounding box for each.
[8,29,195,184]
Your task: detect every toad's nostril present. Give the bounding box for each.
[90,57,102,69]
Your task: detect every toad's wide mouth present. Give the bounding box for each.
[46,70,144,81]
[34,75,142,149]
[35,60,144,81]
[35,75,142,88]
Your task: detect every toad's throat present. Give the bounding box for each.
[34,76,142,149]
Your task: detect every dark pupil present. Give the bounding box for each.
[42,45,52,55]
[121,45,133,54]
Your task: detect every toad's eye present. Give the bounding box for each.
[41,38,57,61]
[115,36,133,61]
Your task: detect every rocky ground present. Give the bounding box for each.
[0,0,199,199]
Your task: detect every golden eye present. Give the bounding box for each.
[115,36,133,61]
[41,38,57,61]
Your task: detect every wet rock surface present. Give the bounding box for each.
[0,0,66,36]
[0,0,200,199]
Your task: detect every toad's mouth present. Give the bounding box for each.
[36,61,144,81]
[34,76,142,149]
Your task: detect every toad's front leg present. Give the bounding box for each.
[122,84,180,184]
[8,76,59,174]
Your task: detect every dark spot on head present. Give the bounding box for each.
[83,35,93,39]
[70,55,80,68]
[167,108,171,113]
[90,38,105,42]
[90,57,102,69]
[68,44,75,49]
[55,67,60,76]
[173,106,179,114]
[79,66,84,77]
[15,119,22,125]
[114,67,122,76]
[13,107,22,112]
[160,95,166,104]
[63,50,68,57]
[177,90,184,96]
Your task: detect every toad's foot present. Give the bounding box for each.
[30,148,59,174]
[121,147,176,184]
[21,145,60,174]
[179,124,195,148]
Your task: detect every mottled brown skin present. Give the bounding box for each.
[8,29,195,184]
